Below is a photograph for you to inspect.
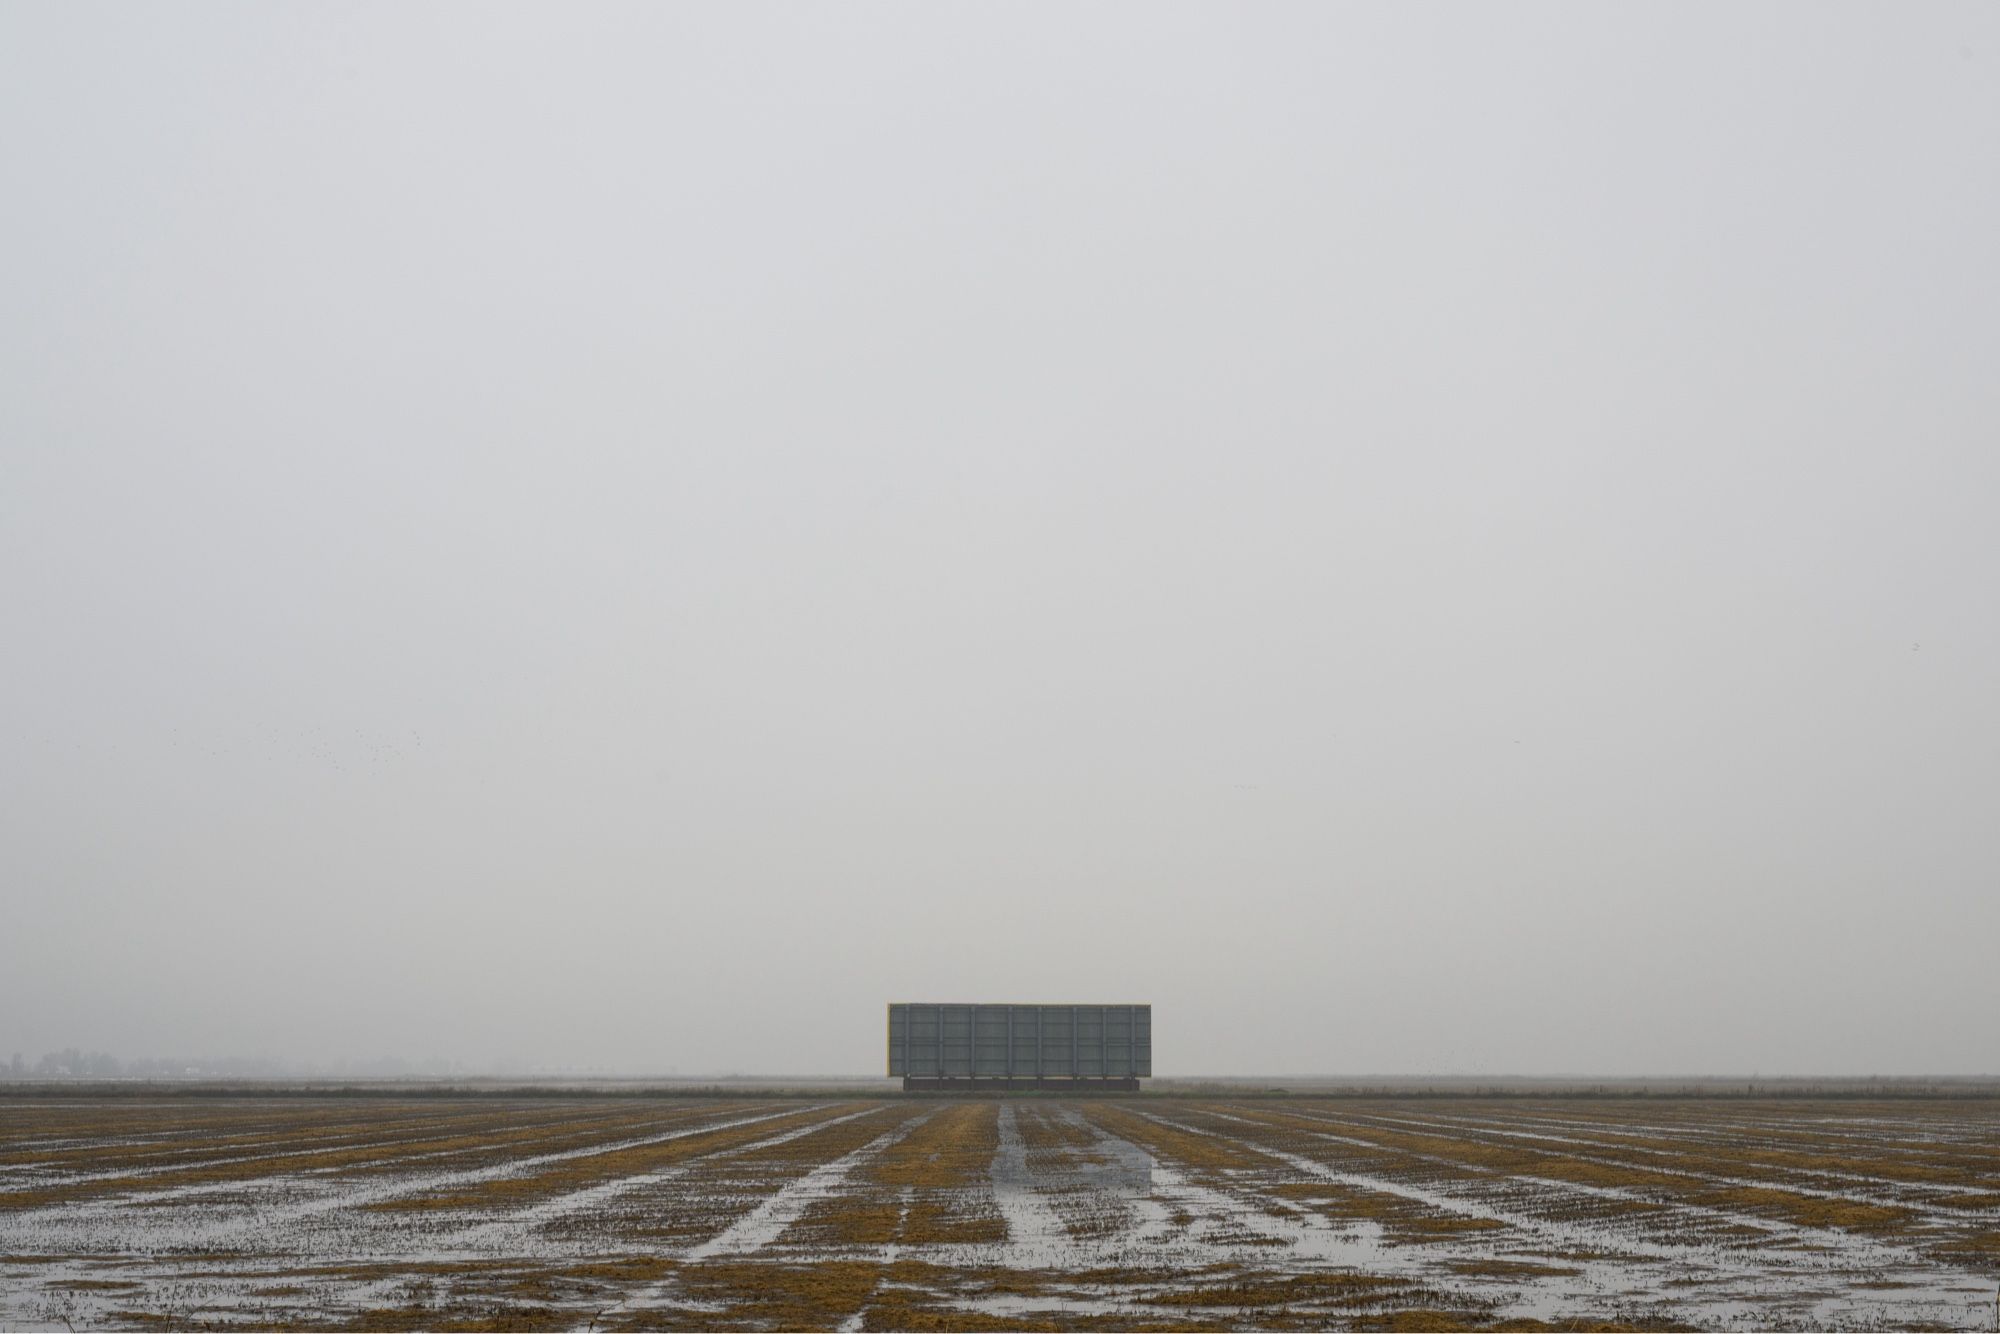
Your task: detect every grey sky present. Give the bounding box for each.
[3,3,1995,1077]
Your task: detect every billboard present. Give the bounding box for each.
[886,1003,1151,1080]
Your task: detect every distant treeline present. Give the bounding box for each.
[4,1050,283,1080]
[939,1080,2000,1100]
[0,1049,481,1080]
[0,1081,848,1099]
[3,1077,1998,1101]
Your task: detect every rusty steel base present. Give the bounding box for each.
[901,1076,1141,1093]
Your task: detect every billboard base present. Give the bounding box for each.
[901,1076,1140,1093]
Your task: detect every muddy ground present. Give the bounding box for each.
[2,1096,1997,1330]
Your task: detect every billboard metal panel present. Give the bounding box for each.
[886,1003,1151,1080]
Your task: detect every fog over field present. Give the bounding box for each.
[2,3,1996,1078]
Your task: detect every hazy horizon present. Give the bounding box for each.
[5,3,1996,1079]
[12,1047,2000,1084]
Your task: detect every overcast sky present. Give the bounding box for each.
[3,3,1996,1077]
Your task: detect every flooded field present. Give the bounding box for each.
[2,1095,1998,1330]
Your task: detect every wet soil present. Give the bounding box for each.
[2,1097,1996,1330]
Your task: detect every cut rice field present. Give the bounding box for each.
[3,1096,1998,1330]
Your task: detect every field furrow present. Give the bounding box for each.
[2,1096,1995,1330]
